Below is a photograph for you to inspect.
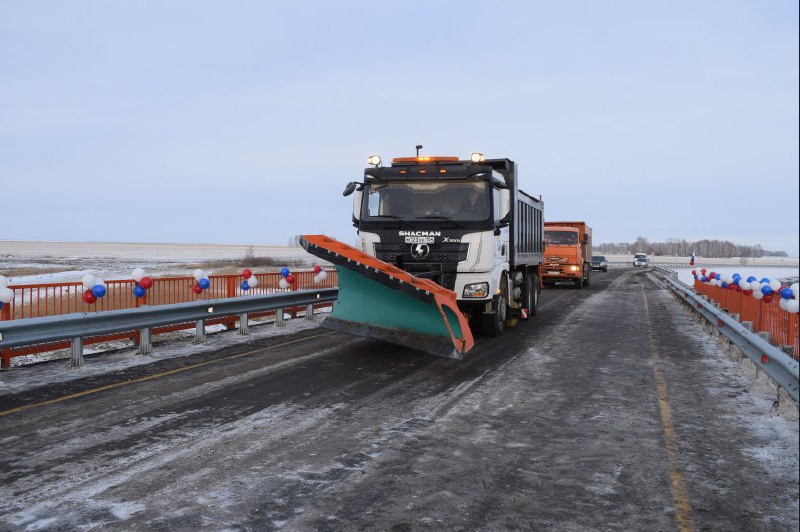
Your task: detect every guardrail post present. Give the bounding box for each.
[70,337,84,368]
[238,313,249,335]
[275,309,285,328]
[139,327,153,355]
[305,303,315,321]
[195,319,207,344]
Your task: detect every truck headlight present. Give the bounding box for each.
[569,265,580,271]
[463,283,489,298]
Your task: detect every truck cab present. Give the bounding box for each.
[345,152,544,336]
[542,222,592,288]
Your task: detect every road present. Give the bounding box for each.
[0,268,797,530]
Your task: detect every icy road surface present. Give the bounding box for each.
[0,268,797,530]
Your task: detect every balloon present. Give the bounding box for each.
[279,278,290,289]
[82,274,97,290]
[247,275,258,288]
[139,276,153,290]
[769,279,780,291]
[313,265,322,274]
[91,284,107,298]
[792,283,800,297]
[787,299,799,313]
[700,276,707,282]
[280,267,290,278]
[701,269,707,274]
[193,269,204,281]
[199,277,210,289]
[760,285,772,296]
[285,274,295,285]
[715,273,721,280]
[779,298,788,310]
[0,301,2,310]
[763,294,773,304]
[82,291,97,304]
[318,270,327,280]
[759,277,770,284]
[746,276,756,283]
[721,282,728,288]
[132,268,145,282]
[242,268,252,279]
[691,270,697,276]
[133,285,146,298]
[192,283,203,294]
[313,274,322,284]
[0,287,13,304]
[779,287,793,300]
[0,275,8,288]
[749,281,761,291]
[241,280,250,291]
[737,278,748,289]
[752,290,763,300]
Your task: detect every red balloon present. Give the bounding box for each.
[82,291,97,304]
[691,270,697,276]
[242,268,252,279]
[286,274,295,284]
[763,295,773,303]
[313,265,322,274]
[743,290,752,295]
[139,276,153,290]
[192,283,203,294]
[701,268,707,274]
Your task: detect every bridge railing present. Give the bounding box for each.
[0,270,337,366]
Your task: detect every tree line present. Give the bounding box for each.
[594,236,787,258]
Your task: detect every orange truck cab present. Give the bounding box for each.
[543,221,592,288]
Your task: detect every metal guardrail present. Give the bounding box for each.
[652,267,799,403]
[0,288,338,368]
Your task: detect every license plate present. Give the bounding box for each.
[404,237,434,244]
[547,270,561,275]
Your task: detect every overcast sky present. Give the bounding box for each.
[2,1,798,255]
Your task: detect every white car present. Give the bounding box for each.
[633,253,649,267]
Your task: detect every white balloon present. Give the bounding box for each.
[752,290,763,300]
[749,281,761,291]
[791,283,799,297]
[0,275,8,288]
[737,278,749,289]
[193,269,204,281]
[724,275,734,284]
[132,268,145,282]
[0,287,13,304]
[248,276,258,287]
[82,274,97,289]
[779,298,788,310]
[318,270,328,280]
[279,278,290,289]
[787,299,799,313]
[711,279,719,286]
[769,279,781,291]
[313,274,322,285]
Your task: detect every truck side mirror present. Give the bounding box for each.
[343,182,358,196]
[583,234,589,244]
[352,189,363,222]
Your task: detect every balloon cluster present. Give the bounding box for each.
[278,267,295,289]
[0,275,12,310]
[240,268,259,291]
[312,265,328,285]
[81,274,108,304]
[192,269,212,295]
[131,268,154,298]
[693,269,799,313]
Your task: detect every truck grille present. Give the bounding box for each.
[374,242,470,264]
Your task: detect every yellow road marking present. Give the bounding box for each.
[642,285,695,531]
[0,331,336,418]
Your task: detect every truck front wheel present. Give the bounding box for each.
[483,281,508,337]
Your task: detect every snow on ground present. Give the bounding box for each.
[0,314,327,394]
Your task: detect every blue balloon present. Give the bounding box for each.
[759,277,770,284]
[133,285,146,298]
[0,301,3,310]
[721,282,728,288]
[693,274,698,279]
[732,273,741,280]
[199,278,210,289]
[761,285,772,296]
[700,276,707,282]
[780,287,793,299]
[241,280,250,291]
[91,284,106,298]
[280,267,290,278]
[715,273,721,280]
[746,276,757,283]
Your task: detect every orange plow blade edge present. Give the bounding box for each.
[300,235,474,359]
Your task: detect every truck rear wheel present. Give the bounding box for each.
[521,273,538,319]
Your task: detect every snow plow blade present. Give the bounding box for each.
[300,235,474,359]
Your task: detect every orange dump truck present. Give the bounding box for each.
[543,221,592,288]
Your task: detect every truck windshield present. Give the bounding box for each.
[545,230,578,245]
[362,181,490,222]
